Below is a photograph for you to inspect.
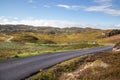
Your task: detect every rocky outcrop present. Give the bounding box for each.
[113,42,120,52]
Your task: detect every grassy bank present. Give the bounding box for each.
[27,51,120,80]
[26,54,89,80]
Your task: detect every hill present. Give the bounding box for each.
[0,24,100,34]
[0,24,103,44]
[0,24,120,62]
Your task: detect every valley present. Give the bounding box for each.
[0,25,120,80]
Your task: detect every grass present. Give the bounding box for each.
[0,41,100,62]
[0,30,115,62]
[0,29,116,62]
[26,51,120,80]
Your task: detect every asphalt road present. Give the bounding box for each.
[0,46,113,80]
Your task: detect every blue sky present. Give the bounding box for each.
[0,0,120,29]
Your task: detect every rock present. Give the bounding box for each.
[113,48,120,52]
[84,59,109,69]
[113,42,120,52]
[67,73,73,76]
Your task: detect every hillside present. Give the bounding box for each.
[101,34,120,44]
[96,30,120,44]
[0,24,102,43]
[0,24,100,34]
[0,24,120,80]
[1,25,120,44]
[0,25,120,62]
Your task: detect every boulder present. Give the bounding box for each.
[113,42,120,52]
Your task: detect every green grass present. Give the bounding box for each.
[0,41,100,62]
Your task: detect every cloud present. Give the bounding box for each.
[56,4,84,10]
[85,0,120,16]
[103,8,120,16]
[94,0,112,5]
[56,0,120,16]
[114,24,120,29]
[85,5,110,11]
[13,17,18,20]
[0,16,119,29]
[0,17,82,28]
[85,6,120,16]
[57,4,71,9]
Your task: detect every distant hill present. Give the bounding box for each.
[0,24,100,34]
[1,24,120,44]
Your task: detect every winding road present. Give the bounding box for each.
[0,46,113,80]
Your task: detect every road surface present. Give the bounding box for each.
[0,46,113,80]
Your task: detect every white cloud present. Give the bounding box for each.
[85,5,120,16]
[85,5,110,11]
[0,16,119,29]
[57,4,70,9]
[94,0,112,5]
[104,8,120,16]
[0,17,82,28]
[56,4,84,10]
[84,0,120,16]
[56,0,120,16]
[114,24,120,29]
[0,16,9,23]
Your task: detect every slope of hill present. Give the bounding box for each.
[6,30,103,44]
[101,34,120,44]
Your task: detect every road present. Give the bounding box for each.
[0,46,113,80]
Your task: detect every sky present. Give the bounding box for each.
[0,0,120,29]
